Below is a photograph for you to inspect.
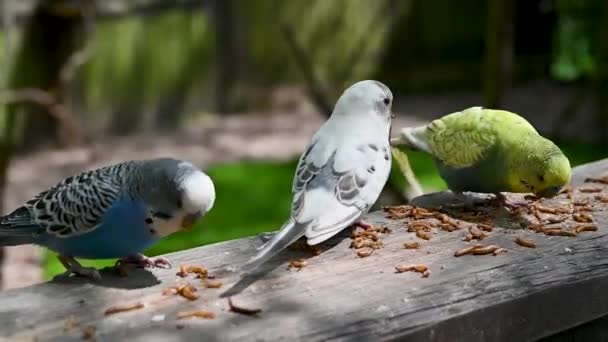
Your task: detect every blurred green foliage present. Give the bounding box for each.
[83,10,214,130]
[243,0,409,89]
[0,1,602,117]
[44,140,606,279]
[551,0,603,81]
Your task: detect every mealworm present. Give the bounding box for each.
[416,230,431,240]
[202,280,223,288]
[515,237,536,248]
[543,229,577,237]
[357,248,374,258]
[572,213,594,223]
[403,242,420,249]
[288,259,308,270]
[477,223,494,232]
[104,302,145,316]
[579,187,602,193]
[585,175,608,184]
[471,245,500,255]
[574,223,598,233]
[395,265,430,277]
[177,310,216,319]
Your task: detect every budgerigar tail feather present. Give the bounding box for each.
[0,235,35,246]
[243,219,305,274]
[0,207,40,236]
[0,207,39,246]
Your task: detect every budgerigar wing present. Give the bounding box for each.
[292,138,391,245]
[426,107,537,168]
[0,163,131,237]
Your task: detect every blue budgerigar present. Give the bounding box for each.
[0,158,216,279]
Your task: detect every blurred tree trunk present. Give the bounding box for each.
[110,47,145,135]
[211,0,237,114]
[7,0,86,150]
[594,0,608,145]
[483,0,514,108]
[154,77,190,131]
[0,0,87,287]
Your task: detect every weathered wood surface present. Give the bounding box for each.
[0,159,607,342]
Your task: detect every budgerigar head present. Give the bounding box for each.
[137,159,216,237]
[177,164,216,223]
[332,80,394,125]
[514,138,571,198]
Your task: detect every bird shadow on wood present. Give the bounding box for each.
[115,296,308,341]
[411,191,523,228]
[411,190,489,208]
[49,267,160,289]
[220,232,351,298]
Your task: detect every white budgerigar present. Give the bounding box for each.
[244,80,394,272]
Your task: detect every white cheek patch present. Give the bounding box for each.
[149,210,189,238]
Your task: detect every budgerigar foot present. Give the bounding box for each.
[353,219,374,230]
[255,231,276,251]
[56,255,101,280]
[493,193,529,211]
[257,231,276,243]
[116,254,172,269]
[447,192,496,213]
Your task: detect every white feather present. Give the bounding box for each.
[243,80,394,272]
[180,170,216,215]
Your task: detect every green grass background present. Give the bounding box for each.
[43,140,607,278]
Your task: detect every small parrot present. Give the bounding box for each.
[242,80,394,273]
[391,106,571,206]
[0,158,216,279]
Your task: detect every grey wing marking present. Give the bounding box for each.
[292,143,322,193]
[291,143,322,218]
[25,163,129,237]
[335,172,367,208]
[291,143,375,218]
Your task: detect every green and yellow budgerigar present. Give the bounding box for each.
[391,106,571,205]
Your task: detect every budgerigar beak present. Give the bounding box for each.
[537,186,563,198]
[181,211,202,231]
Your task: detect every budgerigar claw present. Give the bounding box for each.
[152,257,172,269]
[493,192,529,211]
[257,231,276,243]
[116,254,172,269]
[255,232,276,251]
[353,219,374,230]
[56,255,101,280]
[70,266,101,280]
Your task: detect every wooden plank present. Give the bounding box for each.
[540,315,608,342]
[0,159,607,342]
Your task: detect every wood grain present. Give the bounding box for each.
[0,160,607,342]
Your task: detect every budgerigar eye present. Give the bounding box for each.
[538,175,545,182]
[383,98,391,106]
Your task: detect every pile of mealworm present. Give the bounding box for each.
[385,173,607,265]
[349,224,392,258]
